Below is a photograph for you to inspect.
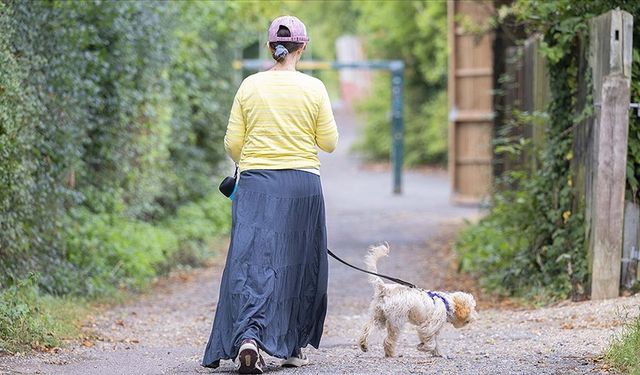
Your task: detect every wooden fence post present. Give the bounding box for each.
[588,9,633,300]
[591,75,631,299]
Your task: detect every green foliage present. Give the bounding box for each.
[405,91,448,165]
[607,310,640,375]
[1,0,85,291]
[351,0,448,165]
[355,82,448,165]
[627,48,640,201]
[457,170,586,301]
[353,77,392,160]
[457,189,533,296]
[69,1,173,220]
[0,0,270,351]
[0,275,85,353]
[164,1,252,208]
[62,210,178,296]
[1,192,230,351]
[0,0,262,293]
[506,0,640,202]
[1,0,176,286]
[163,193,232,267]
[61,193,231,298]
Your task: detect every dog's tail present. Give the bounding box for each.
[364,242,390,290]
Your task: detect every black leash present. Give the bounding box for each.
[327,249,417,289]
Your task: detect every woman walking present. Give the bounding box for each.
[202,16,338,374]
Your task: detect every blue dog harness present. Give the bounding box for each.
[427,291,451,314]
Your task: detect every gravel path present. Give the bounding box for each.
[1,109,638,375]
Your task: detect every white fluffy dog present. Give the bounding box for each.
[357,243,477,358]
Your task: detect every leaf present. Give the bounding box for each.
[561,322,574,330]
[81,340,94,348]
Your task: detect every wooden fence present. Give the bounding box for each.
[500,36,550,174]
[504,9,635,299]
[447,0,495,204]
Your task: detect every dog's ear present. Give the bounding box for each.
[452,293,473,322]
[383,241,390,250]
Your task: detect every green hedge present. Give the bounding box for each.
[0,0,267,352]
[0,192,230,353]
[0,0,262,295]
[1,0,81,291]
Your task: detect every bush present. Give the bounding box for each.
[455,177,585,302]
[353,77,392,161]
[1,192,230,352]
[0,0,177,290]
[60,193,231,298]
[62,210,179,296]
[160,193,232,271]
[163,0,247,209]
[351,0,448,166]
[0,0,79,291]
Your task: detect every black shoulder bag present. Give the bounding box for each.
[219,165,238,198]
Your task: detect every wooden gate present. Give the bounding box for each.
[447,0,495,204]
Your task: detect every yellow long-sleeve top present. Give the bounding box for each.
[224,71,339,172]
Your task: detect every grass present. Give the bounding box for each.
[0,276,90,353]
[606,310,640,374]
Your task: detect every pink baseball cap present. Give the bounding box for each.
[268,16,309,43]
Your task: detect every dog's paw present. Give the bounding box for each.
[432,352,450,359]
[416,343,428,352]
[357,337,368,352]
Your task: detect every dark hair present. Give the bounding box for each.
[269,26,304,62]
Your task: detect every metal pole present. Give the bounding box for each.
[390,61,404,194]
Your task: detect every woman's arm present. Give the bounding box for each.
[315,87,339,153]
[224,90,246,163]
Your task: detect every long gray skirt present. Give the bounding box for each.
[202,169,328,368]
